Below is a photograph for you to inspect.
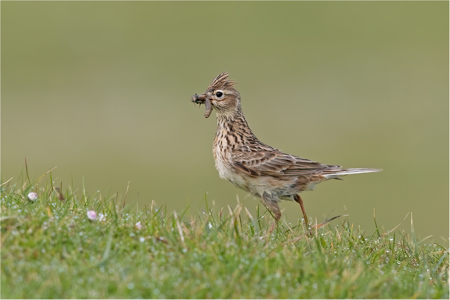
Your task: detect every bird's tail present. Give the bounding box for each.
[322,168,382,179]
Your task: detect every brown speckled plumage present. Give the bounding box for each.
[192,72,381,227]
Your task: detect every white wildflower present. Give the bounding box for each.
[27,192,38,201]
[135,221,142,230]
[87,210,97,221]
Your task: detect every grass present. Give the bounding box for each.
[1,169,449,298]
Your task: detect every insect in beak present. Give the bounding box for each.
[191,93,213,118]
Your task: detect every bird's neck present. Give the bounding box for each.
[215,105,260,147]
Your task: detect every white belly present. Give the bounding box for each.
[213,144,309,200]
[214,149,246,188]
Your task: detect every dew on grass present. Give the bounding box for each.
[127,282,135,290]
[130,232,135,237]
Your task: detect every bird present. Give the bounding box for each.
[191,72,381,229]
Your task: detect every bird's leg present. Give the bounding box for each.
[261,193,281,235]
[268,221,277,235]
[267,208,280,235]
[294,194,309,230]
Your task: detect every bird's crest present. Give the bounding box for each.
[209,72,236,90]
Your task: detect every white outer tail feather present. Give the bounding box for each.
[323,168,382,179]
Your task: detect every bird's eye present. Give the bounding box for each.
[215,91,224,98]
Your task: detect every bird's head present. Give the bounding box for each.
[191,72,241,118]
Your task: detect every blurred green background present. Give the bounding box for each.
[2,2,448,242]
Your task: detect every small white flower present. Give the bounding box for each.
[27,192,38,201]
[135,221,142,230]
[208,222,213,229]
[87,210,97,221]
[98,213,106,222]
[139,237,145,242]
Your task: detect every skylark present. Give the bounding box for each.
[191,72,381,228]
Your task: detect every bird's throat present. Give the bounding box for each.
[215,105,259,148]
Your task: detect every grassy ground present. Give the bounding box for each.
[1,170,448,298]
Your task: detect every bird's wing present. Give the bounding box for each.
[231,146,340,178]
